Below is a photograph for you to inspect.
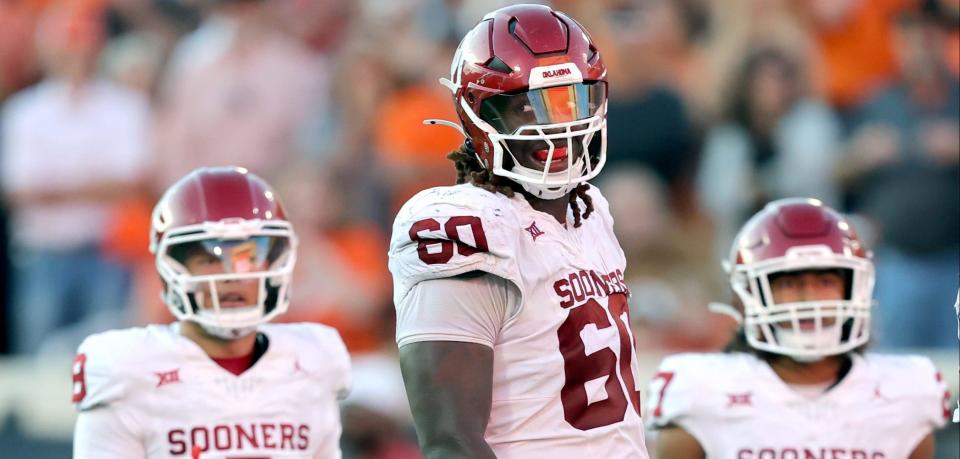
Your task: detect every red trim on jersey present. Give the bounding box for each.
[212,351,256,376]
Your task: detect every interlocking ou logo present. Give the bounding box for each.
[155,368,181,388]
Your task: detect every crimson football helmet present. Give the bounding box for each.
[432,3,608,199]
[726,198,874,360]
[150,167,297,338]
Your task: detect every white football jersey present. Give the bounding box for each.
[955,290,959,423]
[73,323,351,458]
[646,352,951,459]
[389,184,648,458]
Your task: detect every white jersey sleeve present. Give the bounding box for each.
[72,330,150,458]
[396,273,521,348]
[264,323,351,459]
[645,353,718,432]
[73,329,141,411]
[388,185,525,306]
[274,323,352,400]
[868,354,951,430]
[74,405,145,459]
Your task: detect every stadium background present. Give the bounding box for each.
[0,0,957,457]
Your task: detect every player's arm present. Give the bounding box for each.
[400,341,496,459]
[74,406,145,458]
[395,273,517,459]
[72,335,145,458]
[898,355,951,459]
[907,432,934,459]
[647,357,708,459]
[656,426,706,459]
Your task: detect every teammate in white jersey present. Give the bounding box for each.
[72,167,351,458]
[647,198,952,459]
[388,4,648,459]
[954,289,959,424]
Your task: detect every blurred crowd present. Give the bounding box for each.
[0,0,957,456]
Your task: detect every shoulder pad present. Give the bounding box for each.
[389,185,524,304]
[73,328,154,411]
[263,323,352,398]
[646,353,755,429]
[866,353,951,426]
[2,86,38,117]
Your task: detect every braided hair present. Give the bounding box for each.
[447,143,594,228]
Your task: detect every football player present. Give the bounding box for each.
[72,167,351,458]
[647,198,952,459]
[954,289,959,424]
[388,4,648,458]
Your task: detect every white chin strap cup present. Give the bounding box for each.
[200,322,257,340]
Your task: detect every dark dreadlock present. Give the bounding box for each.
[447,143,594,228]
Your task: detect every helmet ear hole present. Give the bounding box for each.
[484,55,512,73]
[587,45,599,63]
[467,92,476,103]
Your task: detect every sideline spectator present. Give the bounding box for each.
[154,0,329,186]
[697,46,842,258]
[600,167,733,352]
[839,11,959,348]
[0,2,151,354]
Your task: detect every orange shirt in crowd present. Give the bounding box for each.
[281,225,392,353]
[807,0,917,108]
[374,82,463,213]
[947,29,960,77]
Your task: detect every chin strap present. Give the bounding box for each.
[708,302,744,324]
[200,323,257,340]
[782,351,825,363]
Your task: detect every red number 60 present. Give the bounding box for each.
[409,216,488,265]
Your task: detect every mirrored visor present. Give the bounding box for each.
[167,236,290,276]
[479,81,606,134]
